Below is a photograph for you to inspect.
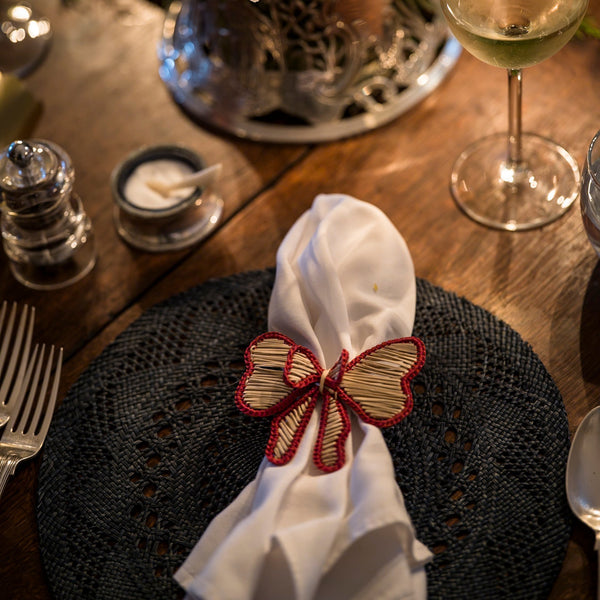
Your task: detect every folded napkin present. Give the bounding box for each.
[175,193,432,600]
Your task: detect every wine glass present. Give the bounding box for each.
[581,129,600,257]
[0,1,52,77]
[440,0,588,231]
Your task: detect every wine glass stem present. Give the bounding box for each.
[507,68,523,166]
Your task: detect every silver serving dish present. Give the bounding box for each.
[158,0,460,143]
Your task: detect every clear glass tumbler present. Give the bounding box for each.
[581,130,600,257]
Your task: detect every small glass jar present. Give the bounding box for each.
[0,139,96,290]
[111,145,223,252]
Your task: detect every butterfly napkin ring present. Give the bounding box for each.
[235,332,425,473]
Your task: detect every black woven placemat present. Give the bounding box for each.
[37,270,572,600]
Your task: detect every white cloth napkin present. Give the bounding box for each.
[175,193,432,600]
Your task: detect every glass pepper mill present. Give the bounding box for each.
[0,139,96,290]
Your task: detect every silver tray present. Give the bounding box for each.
[158,0,461,143]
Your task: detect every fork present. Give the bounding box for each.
[0,343,63,501]
[0,301,36,428]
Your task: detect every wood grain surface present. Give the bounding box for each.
[1,0,599,598]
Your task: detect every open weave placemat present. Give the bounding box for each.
[37,270,571,600]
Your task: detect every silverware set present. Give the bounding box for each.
[0,301,62,501]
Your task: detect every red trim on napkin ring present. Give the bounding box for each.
[235,332,426,473]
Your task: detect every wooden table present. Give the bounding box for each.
[1,0,599,597]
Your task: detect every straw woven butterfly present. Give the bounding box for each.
[236,332,425,472]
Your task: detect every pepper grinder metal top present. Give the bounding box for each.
[0,139,96,290]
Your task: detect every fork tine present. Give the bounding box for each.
[15,305,35,380]
[10,345,62,439]
[11,344,45,434]
[7,344,39,432]
[0,300,7,343]
[35,346,62,440]
[0,302,17,377]
[0,304,35,411]
[27,345,52,435]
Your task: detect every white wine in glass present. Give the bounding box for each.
[441,0,588,230]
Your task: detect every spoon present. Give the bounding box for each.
[566,405,600,599]
[145,163,222,197]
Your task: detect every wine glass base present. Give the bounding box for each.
[450,132,580,231]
